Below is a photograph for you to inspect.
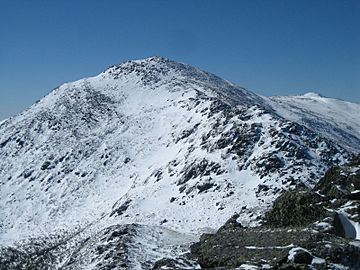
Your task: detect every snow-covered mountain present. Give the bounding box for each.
[268,92,360,152]
[0,57,358,269]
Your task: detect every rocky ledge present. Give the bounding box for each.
[189,155,360,269]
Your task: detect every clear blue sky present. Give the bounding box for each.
[0,0,359,120]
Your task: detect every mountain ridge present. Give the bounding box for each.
[268,92,360,152]
[0,57,359,269]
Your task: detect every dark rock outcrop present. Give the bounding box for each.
[265,190,325,227]
[190,155,360,269]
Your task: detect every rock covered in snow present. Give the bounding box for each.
[0,57,359,269]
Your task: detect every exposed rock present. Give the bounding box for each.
[152,253,198,270]
[152,258,178,269]
[191,221,360,270]
[191,227,314,268]
[110,199,132,216]
[265,190,325,227]
[288,248,313,264]
[190,156,360,269]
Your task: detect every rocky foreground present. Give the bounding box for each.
[0,159,359,270]
[187,155,360,269]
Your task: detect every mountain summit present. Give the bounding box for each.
[0,57,359,269]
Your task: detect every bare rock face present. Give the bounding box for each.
[265,190,325,228]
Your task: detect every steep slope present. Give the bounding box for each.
[267,92,360,152]
[0,57,356,269]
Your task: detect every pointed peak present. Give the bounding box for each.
[99,56,264,107]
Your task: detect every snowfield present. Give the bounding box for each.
[268,92,360,152]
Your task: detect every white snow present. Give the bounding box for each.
[337,212,360,240]
[267,93,360,152]
[0,57,357,266]
[312,256,326,265]
[313,221,332,231]
[245,244,294,250]
[0,58,276,244]
[238,264,259,270]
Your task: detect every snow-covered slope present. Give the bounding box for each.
[267,92,360,152]
[0,57,357,269]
